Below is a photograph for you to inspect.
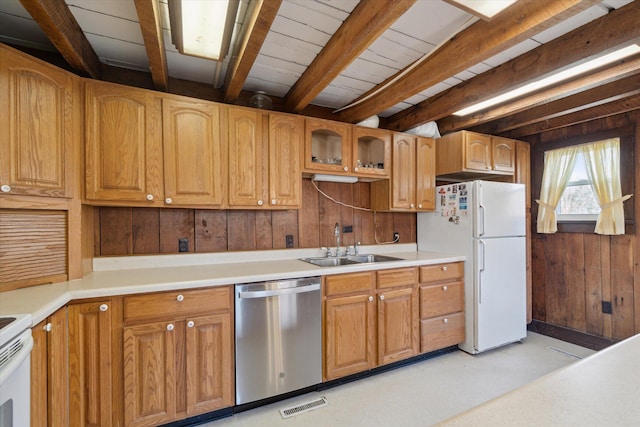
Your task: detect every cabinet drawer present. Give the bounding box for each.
[419,262,463,284]
[420,280,464,318]
[376,267,416,289]
[325,272,374,297]
[420,312,464,353]
[124,286,230,322]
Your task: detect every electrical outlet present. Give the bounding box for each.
[285,234,294,248]
[343,225,353,233]
[178,238,189,252]
[602,301,612,314]
[393,232,400,242]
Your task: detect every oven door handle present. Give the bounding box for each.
[0,333,33,385]
[238,283,320,299]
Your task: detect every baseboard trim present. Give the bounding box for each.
[528,320,617,351]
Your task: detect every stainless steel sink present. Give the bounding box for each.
[299,257,359,267]
[299,254,403,267]
[346,254,403,263]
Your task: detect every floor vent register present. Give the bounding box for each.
[279,397,329,419]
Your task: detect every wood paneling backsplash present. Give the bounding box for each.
[95,180,416,256]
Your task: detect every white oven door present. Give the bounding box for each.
[0,329,33,427]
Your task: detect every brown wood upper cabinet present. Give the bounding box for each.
[228,106,302,208]
[0,45,77,198]
[370,135,436,212]
[352,126,391,178]
[436,130,515,179]
[85,80,164,205]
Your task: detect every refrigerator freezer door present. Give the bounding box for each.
[474,236,526,353]
[473,181,525,238]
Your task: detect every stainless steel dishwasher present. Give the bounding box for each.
[235,277,322,405]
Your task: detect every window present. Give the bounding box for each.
[556,151,600,221]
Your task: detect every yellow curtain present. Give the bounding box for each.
[581,138,632,235]
[535,146,579,233]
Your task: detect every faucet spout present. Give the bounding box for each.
[334,223,341,256]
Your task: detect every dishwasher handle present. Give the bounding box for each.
[238,283,320,299]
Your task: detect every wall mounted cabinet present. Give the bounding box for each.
[0,45,78,198]
[304,117,352,175]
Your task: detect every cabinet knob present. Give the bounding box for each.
[99,304,108,312]
[418,204,422,209]
[441,266,448,271]
[410,203,415,208]
[343,166,348,172]
[257,200,263,206]
[176,294,184,302]
[187,320,195,328]
[368,296,374,302]
[443,318,449,324]
[271,199,277,205]
[379,294,385,301]
[165,198,172,204]
[0,184,10,193]
[167,323,174,331]
[442,286,448,291]
[146,194,154,201]
[43,323,53,332]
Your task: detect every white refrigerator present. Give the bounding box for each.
[417,180,526,354]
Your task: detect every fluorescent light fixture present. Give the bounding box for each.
[169,0,239,60]
[312,174,358,184]
[445,0,518,20]
[454,44,640,116]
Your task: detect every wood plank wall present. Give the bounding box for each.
[95,179,416,256]
[527,111,639,341]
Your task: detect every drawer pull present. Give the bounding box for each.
[443,318,449,324]
[187,320,195,328]
[167,323,174,331]
[176,294,184,302]
[441,266,448,271]
[99,304,108,312]
[442,286,448,291]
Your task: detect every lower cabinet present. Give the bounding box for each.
[324,268,418,381]
[122,287,233,427]
[31,308,68,427]
[418,262,465,352]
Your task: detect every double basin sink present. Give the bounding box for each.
[299,254,403,267]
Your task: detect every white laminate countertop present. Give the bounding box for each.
[0,244,464,327]
[438,332,640,426]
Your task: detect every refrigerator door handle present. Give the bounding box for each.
[478,239,486,303]
[478,205,485,236]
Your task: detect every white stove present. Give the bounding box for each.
[0,313,33,427]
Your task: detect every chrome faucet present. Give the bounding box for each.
[334,223,341,257]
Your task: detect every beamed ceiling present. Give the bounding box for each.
[1,0,639,139]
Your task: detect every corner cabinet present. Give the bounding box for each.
[370,135,435,212]
[122,287,233,427]
[84,80,163,205]
[0,45,78,198]
[228,106,302,209]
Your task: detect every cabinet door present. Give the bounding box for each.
[304,118,351,174]
[325,294,376,380]
[185,313,233,415]
[228,106,267,207]
[268,113,302,207]
[0,47,75,198]
[162,98,225,207]
[85,81,163,204]
[68,299,122,427]
[415,136,436,211]
[377,287,418,365]
[464,132,491,171]
[352,127,391,178]
[123,321,176,427]
[492,136,516,173]
[392,134,416,210]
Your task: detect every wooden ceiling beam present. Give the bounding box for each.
[389,1,640,132]
[502,93,640,138]
[437,55,640,134]
[224,0,282,103]
[19,0,101,78]
[337,0,596,124]
[282,0,415,113]
[470,74,640,135]
[134,0,168,91]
